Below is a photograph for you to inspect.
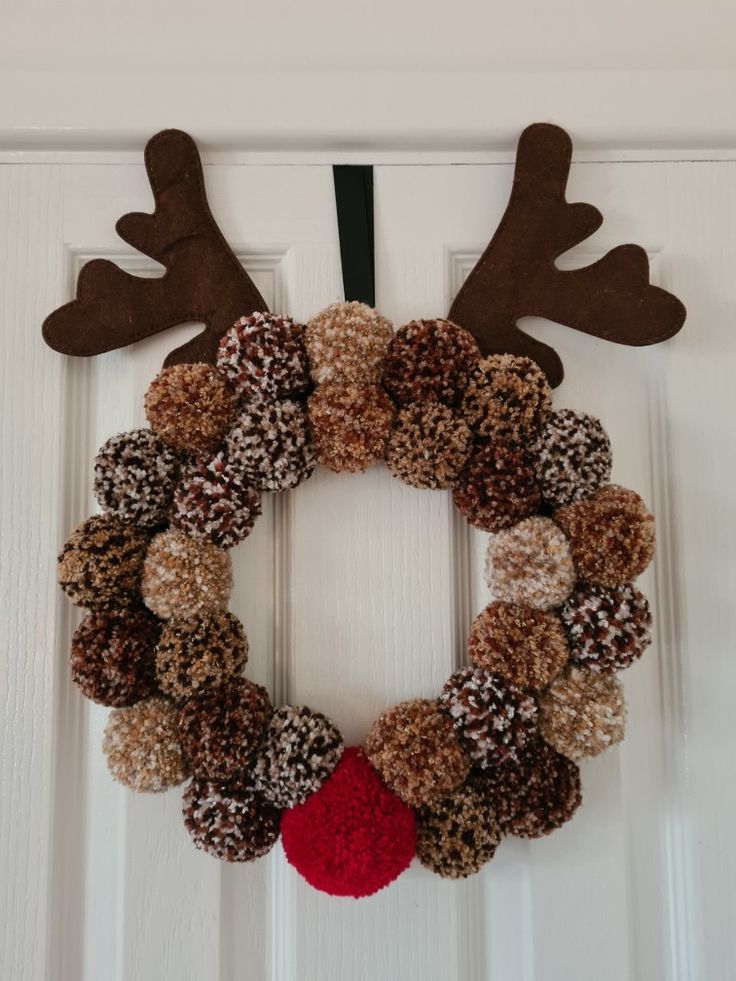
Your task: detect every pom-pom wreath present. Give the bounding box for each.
[364,699,469,807]
[94,429,182,528]
[178,678,273,780]
[216,312,309,400]
[539,667,625,761]
[141,530,232,621]
[102,696,189,792]
[71,608,160,706]
[386,402,472,489]
[453,440,540,532]
[155,612,248,702]
[224,399,314,492]
[468,602,569,691]
[253,705,344,808]
[170,452,262,549]
[144,363,236,455]
[478,738,582,838]
[531,409,612,508]
[440,667,537,767]
[182,777,280,862]
[416,780,500,879]
[307,383,395,473]
[58,515,149,610]
[461,354,551,442]
[561,584,652,673]
[305,301,393,385]
[280,748,415,898]
[485,517,575,610]
[382,319,480,407]
[555,485,655,588]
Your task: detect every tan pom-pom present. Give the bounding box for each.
[539,667,625,761]
[103,696,189,792]
[462,354,551,441]
[416,780,500,878]
[305,301,393,385]
[485,517,575,610]
[386,402,472,489]
[142,530,232,620]
[58,515,149,610]
[155,612,248,702]
[308,383,395,472]
[144,363,236,455]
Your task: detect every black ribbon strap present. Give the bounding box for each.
[333,165,375,307]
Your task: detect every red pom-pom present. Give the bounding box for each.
[280,747,415,898]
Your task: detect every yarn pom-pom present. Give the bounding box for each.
[305,301,393,385]
[142,529,232,620]
[94,429,182,529]
[382,319,480,407]
[103,695,189,792]
[462,354,551,442]
[561,583,652,672]
[539,666,625,761]
[178,678,273,780]
[440,667,537,767]
[280,747,415,898]
[224,399,314,492]
[254,705,344,808]
[453,440,540,532]
[183,777,281,862]
[468,602,569,691]
[216,312,309,400]
[386,402,472,489]
[531,409,612,508]
[58,515,149,610]
[364,698,469,807]
[416,780,500,879]
[155,611,248,702]
[144,363,236,455]
[555,484,655,587]
[485,516,575,610]
[307,383,395,473]
[71,608,159,706]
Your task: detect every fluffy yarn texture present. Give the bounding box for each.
[308,383,395,472]
[468,602,569,691]
[305,301,393,385]
[253,705,344,808]
[58,515,149,610]
[453,440,541,532]
[94,428,182,528]
[71,608,159,707]
[142,530,232,620]
[440,667,537,767]
[539,667,625,761]
[103,696,189,792]
[561,584,652,672]
[416,780,500,879]
[280,748,415,898]
[382,319,480,406]
[155,612,248,702]
[182,777,281,862]
[386,402,472,489]
[216,312,309,400]
[532,409,612,508]
[364,698,469,807]
[144,363,236,455]
[178,678,273,780]
[485,517,575,610]
[224,399,314,492]
[555,484,656,587]
[461,354,551,442]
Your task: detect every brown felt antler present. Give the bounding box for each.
[448,123,686,387]
[42,129,267,367]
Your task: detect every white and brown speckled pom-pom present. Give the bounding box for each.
[155,611,248,702]
[225,398,315,492]
[58,515,150,610]
[103,696,189,792]
[183,777,281,861]
[561,583,652,672]
[307,383,395,473]
[485,517,575,611]
[386,402,472,489]
[305,301,393,385]
[382,319,480,407]
[539,667,625,761]
[461,354,551,442]
[531,409,612,508]
[141,529,232,620]
[144,363,236,456]
[453,440,540,532]
[217,312,309,401]
[416,779,500,879]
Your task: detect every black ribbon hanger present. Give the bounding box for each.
[333,165,375,307]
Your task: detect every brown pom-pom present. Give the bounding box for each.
[531,409,612,508]
[382,319,480,407]
[224,399,314,492]
[103,696,189,792]
[58,515,149,610]
[308,383,395,473]
[71,608,160,706]
[141,530,232,620]
[561,583,652,673]
[453,440,540,532]
[462,354,551,441]
[183,777,281,862]
[555,484,655,587]
[216,312,309,400]
[468,602,569,691]
[178,678,273,780]
[305,301,393,385]
[386,402,472,489]
[364,698,469,807]
[416,780,500,878]
[485,517,575,610]
[155,612,248,702]
[539,667,625,761]
[144,363,236,455]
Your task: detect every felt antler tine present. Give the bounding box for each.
[448,122,686,387]
[42,128,268,367]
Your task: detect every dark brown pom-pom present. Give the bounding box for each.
[94,429,182,529]
[224,399,315,492]
[141,530,232,620]
[103,696,189,792]
[382,319,480,407]
[216,312,309,400]
[183,777,281,862]
[155,612,248,702]
[58,515,149,610]
[71,608,160,706]
[561,583,652,672]
[453,440,540,532]
[144,363,236,455]
[308,383,395,473]
[386,402,472,489]
[305,301,393,385]
[531,409,612,508]
[539,666,625,761]
[462,354,551,441]
[416,780,500,879]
